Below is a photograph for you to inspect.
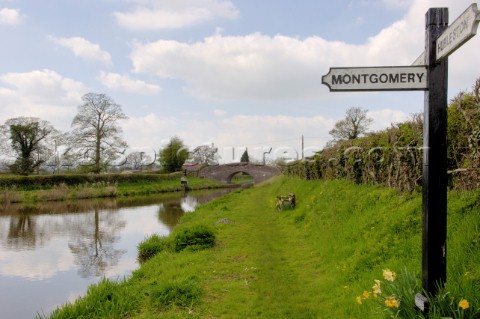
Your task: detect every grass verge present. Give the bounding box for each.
[0,176,225,204]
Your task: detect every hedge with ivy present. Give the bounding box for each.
[282,79,480,192]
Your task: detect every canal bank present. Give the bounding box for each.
[45,176,480,318]
[0,188,235,319]
[0,175,228,204]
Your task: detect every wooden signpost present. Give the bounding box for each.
[322,3,480,312]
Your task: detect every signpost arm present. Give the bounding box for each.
[422,7,448,297]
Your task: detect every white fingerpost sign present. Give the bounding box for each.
[322,66,427,92]
[436,3,480,61]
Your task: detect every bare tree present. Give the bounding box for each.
[189,144,220,165]
[66,93,128,173]
[125,151,153,171]
[0,117,60,175]
[329,107,373,140]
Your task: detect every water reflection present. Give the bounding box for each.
[68,207,127,278]
[181,196,199,212]
[0,188,233,319]
[7,215,38,249]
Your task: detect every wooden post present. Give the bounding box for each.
[422,7,448,296]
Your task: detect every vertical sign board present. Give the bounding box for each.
[322,3,480,306]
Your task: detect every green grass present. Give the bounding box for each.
[42,176,480,318]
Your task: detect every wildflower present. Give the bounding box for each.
[363,291,370,299]
[356,296,362,304]
[372,280,381,294]
[383,268,396,282]
[385,296,400,308]
[459,299,470,310]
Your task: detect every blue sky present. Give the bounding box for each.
[1,0,479,163]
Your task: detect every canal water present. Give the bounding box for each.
[0,189,232,319]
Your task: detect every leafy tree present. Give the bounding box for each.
[159,136,189,173]
[240,149,249,163]
[66,93,128,173]
[0,117,59,175]
[329,107,373,140]
[189,144,220,165]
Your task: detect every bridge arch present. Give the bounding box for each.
[198,163,281,184]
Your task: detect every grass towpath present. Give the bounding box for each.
[171,178,338,318]
[205,183,318,318]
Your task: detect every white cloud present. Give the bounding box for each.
[123,113,180,152]
[368,109,410,131]
[130,0,480,103]
[381,0,413,9]
[213,109,226,117]
[0,7,24,25]
[0,69,87,130]
[131,33,349,101]
[98,71,161,95]
[114,0,239,30]
[131,30,415,101]
[49,36,112,65]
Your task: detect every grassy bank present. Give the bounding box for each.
[0,175,225,203]
[44,176,479,318]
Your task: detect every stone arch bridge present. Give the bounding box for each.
[199,163,281,184]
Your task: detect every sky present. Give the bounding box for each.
[1,0,479,164]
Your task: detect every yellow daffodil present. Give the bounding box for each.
[385,296,400,308]
[356,296,362,304]
[382,268,396,282]
[459,299,470,310]
[372,280,381,294]
[363,291,370,299]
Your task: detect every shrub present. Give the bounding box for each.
[173,224,216,252]
[46,278,139,319]
[137,234,172,263]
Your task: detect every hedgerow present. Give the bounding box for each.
[0,172,182,190]
[282,78,480,191]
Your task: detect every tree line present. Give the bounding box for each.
[282,78,480,191]
[0,93,220,176]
